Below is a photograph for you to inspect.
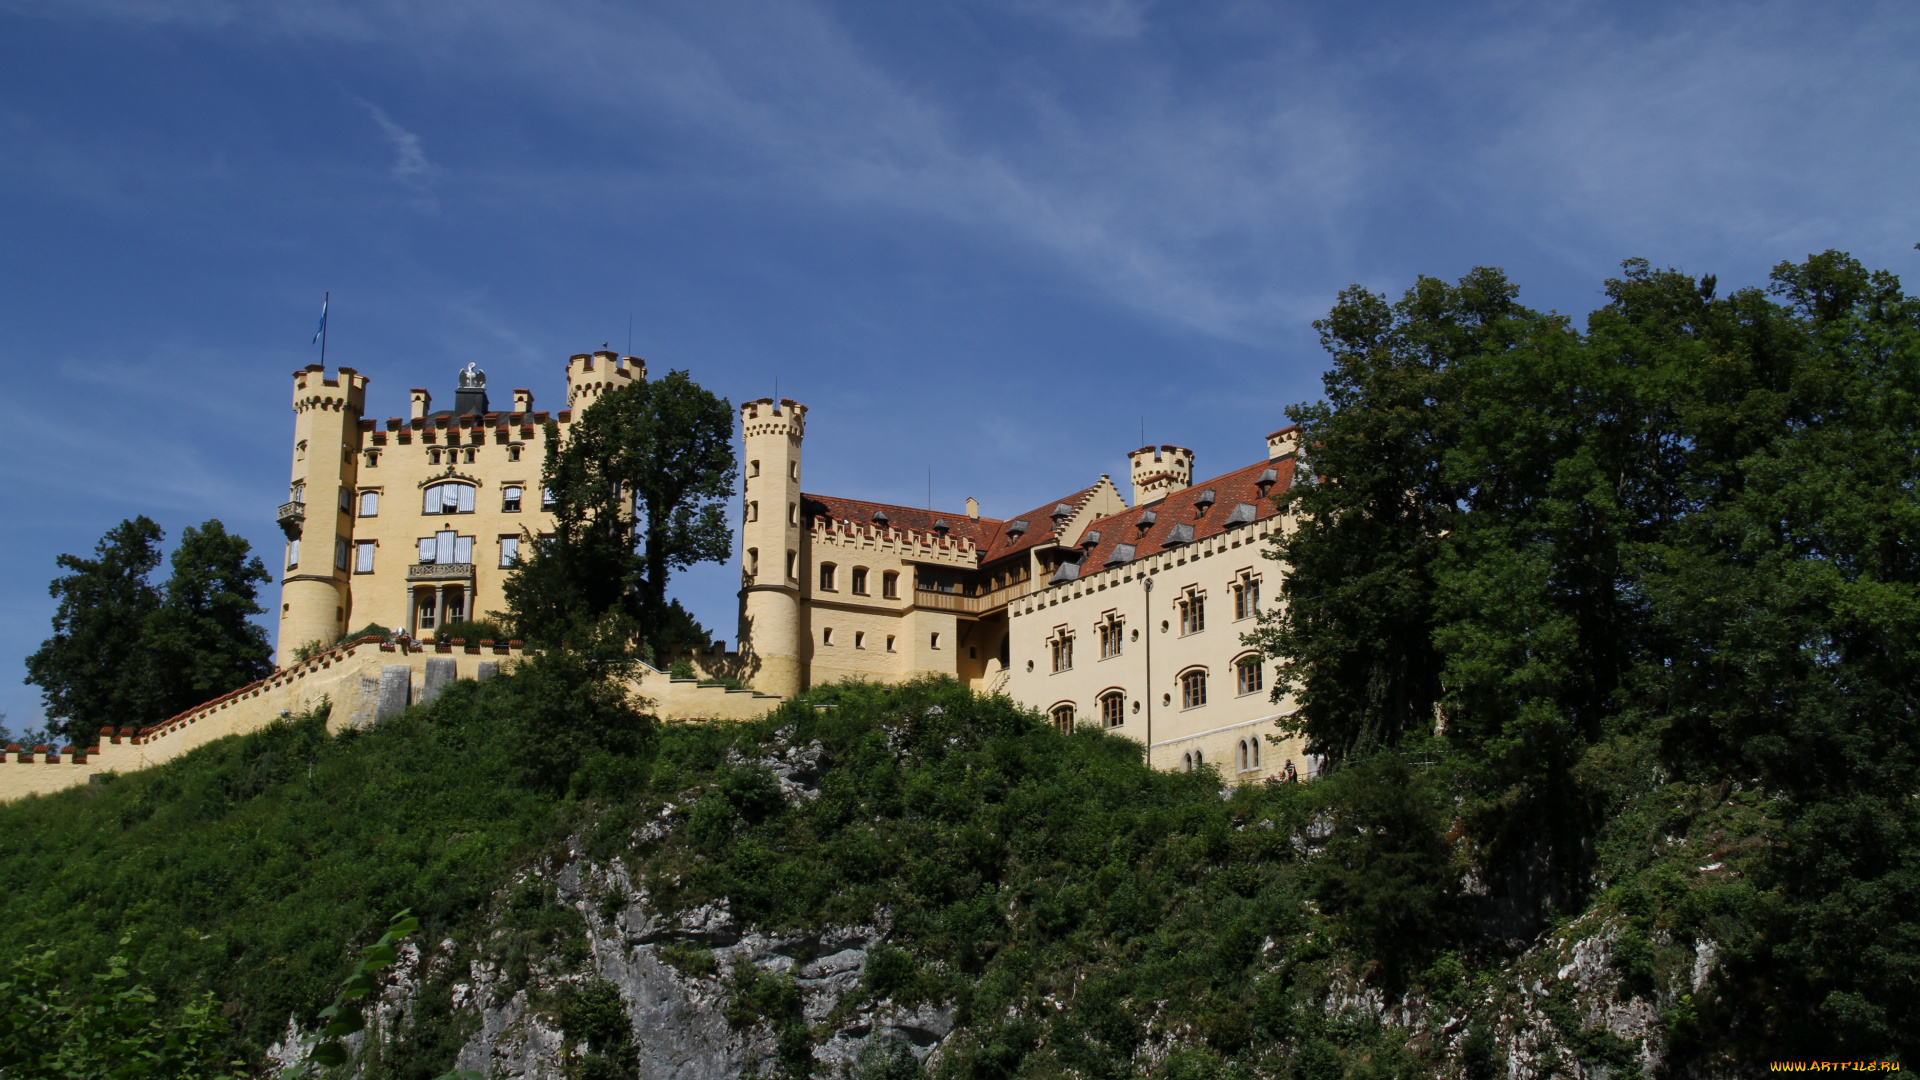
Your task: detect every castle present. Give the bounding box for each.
[275,353,1312,782]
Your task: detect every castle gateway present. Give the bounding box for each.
[277,355,1310,782]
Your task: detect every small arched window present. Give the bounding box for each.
[851,567,869,595]
[1238,739,1249,771]
[1180,668,1208,709]
[1050,703,1075,733]
[1236,655,1264,695]
[882,571,899,599]
[820,563,837,591]
[1099,691,1125,728]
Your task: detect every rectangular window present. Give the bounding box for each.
[787,551,797,580]
[854,631,865,649]
[882,571,899,599]
[500,536,520,568]
[1102,694,1124,728]
[502,486,522,512]
[334,538,350,571]
[930,632,940,650]
[1050,632,1074,673]
[851,567,868,594]
[418,537,434,563]
[509,445,522,462]
[748,500,759,522]
[886,635,896,652]
[1099,617,1123,659]
[434,530,456,564]
[1234,574,1260,620]
[354,541,376,573]
[820,564,837,591]
[823,627,834,645]
[339,489,352,513]
[454,535,473,564]
[286,539,300,569]
[542,487,557,510]
[1180,588,1206,635]
[359,490,380,517]
[1238,658,1264,695]
[750,459,761,477]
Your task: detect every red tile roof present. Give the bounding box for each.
[800,484,1105,566]
[1068,455,1296,570]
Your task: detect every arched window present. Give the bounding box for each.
[1100,691,1125,728]
[1251,739,1260,768]
[1238,739,1249,771]
[851,567,869,595]
[882,571,899,599]
[1236,654,1264,695]
[1180,668,1208,709]
[1182,751,1193,772]
[1051,703,1075,733]
[359,490,380,517]
[820,563,837,591]
[423,481,476,515]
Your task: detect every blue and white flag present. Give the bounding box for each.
[311,294,329,344]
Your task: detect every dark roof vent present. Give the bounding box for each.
[1049,560,1082,585]
[1006,519,1029,538]
[872,510,889,525]
[1256,466,1279,495]
[1225,502,1258,527]
[1079,530,1102,549]
[1163,523,1195,547]
[1194,488,1216,510]
[933,518,949,535]
[1104,542,1137,567]
[1136,510,1157,531]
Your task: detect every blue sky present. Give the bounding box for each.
[3,0,1916,731]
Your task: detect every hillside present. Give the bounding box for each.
[0,652,1862,1078]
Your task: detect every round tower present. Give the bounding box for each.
[1127,444,1194,506]
[737,397,807,698]
[277,364,368,667]
[566,350,645,412]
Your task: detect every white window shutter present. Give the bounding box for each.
[457,485,475,513]
[454,535,473,564]
[500,537,519,567]
[419,537,434,563]
[356,542,375,573]
[423,485,437,514]
[443,485,461,512]
[436,530,456,564]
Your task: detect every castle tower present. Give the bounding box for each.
[566,350,645,412]
[277,364,369,667]
[737,397,808,698]
[1127,444,1194,505]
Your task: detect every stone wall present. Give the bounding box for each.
[0,637,784,803]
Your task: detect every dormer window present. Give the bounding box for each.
[873,509,889,526]
[933,518,949,535]
[1255,466,1279,496]
[1103,543,1137,567]
[1163,523,1195,547]
[1225,502,1258,527]
[1006,519,1029,538]
[1136,510,1156,532]
[1079,530,1101,550]
[1194,489,1216,512]
[1050,502,1075,524]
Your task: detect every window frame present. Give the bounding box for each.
[354,540,376,574]
[501,486,523,513]
[1050,703,1076,733]
[1100,691,1125,728]
[882,571,899,599]
[358,490,380,517]
[1236,654,1264,696]
[1178,587,1206,635]
[1180,667,1208,709]
[819,562,837,592]
[499,535,521,568]
[850,567,869,595]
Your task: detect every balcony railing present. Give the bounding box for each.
[408,562,475,582]
[276,500,305,538]
[914,577,1032,615]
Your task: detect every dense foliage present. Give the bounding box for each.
[25,517,272,745]
[504,370,735,656]
[1249,250,1920,1059]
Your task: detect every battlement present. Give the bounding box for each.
[1266,424,1300,460]
[293,365,368,414]
[741,397,808,439]
[567,350,645,411]
[808,514,981,567]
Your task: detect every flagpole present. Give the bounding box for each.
[320,291,329,366]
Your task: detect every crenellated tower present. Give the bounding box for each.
[566,350,645,411]
[736,397,808,698]
[277,364,369,667]
[1127,444,1194,505]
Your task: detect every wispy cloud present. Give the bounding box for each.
[354,96,436,209]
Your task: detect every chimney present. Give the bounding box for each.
[512,389,533,413]
[410,388,432,420]
[1267,425,1300,460]
[966,496,979,521]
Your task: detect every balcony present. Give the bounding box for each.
[276,500,305,539]
[914,576,1032,615]
[408,562,475,582]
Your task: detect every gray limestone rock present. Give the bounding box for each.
[477,661,499,682]
[376,665,412,721]
[420,658,458,704]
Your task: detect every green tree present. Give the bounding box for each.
[23,517,165,746]
[142,520,274,722]
[505,370,735,656]
[0,941,243,1080]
